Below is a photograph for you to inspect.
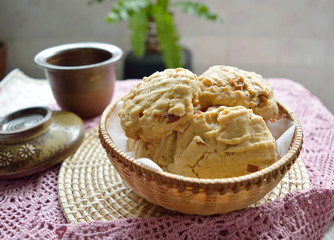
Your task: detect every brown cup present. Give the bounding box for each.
[34,42,122,118]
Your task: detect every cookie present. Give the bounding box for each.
[169,106,277,178]
[119,68,200,141]
[128,105,277,179]
[127,132,177,170]
[198,65,278,120]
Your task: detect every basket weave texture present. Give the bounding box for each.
[97,100,304,215]
[58,124,308,222]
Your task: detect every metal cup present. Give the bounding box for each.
[35,42,122,118]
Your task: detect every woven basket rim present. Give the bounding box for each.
[58,125,309,221]
[99,99,303,190]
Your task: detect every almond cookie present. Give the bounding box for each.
[129,105,277,179]
[198,65,278,120]
[119,68,199,141]
[127,132,177,170]
[168,106,277,178]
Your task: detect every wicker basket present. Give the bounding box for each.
[98,101,303,215]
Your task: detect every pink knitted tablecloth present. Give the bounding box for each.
[0,69,333,240]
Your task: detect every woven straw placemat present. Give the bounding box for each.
[57,126,310,223]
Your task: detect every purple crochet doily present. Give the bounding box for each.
[1,77,333,240]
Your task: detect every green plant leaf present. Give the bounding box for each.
[172,1,223,22]
[88,0,104,6]
[151,6,183,68]
[105,0,150,23]
[129,9,149,57]
[157,0,169,11]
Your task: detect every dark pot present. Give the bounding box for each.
[123,48,192,79]
[0,41,7,80]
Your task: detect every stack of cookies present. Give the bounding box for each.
[119,66,279,179]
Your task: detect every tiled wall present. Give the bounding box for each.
[0,0,333,113]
